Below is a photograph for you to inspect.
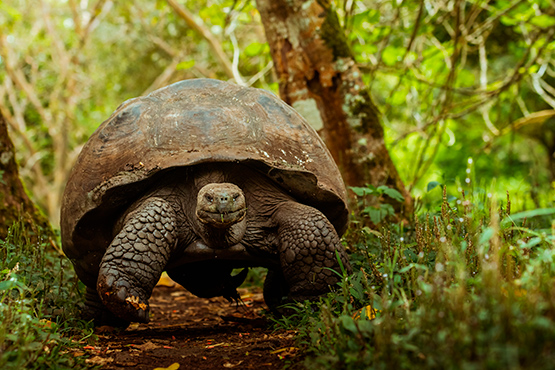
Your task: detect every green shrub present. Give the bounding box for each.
[277,189,555,369]
[0,221,93,369]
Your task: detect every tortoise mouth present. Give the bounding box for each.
[196,208,247,228]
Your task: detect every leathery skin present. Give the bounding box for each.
[274,202,351,301]
[96,197,177,323]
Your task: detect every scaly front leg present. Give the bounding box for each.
[268,202,351,309]
[96,197,177,324]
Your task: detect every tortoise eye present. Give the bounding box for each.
[205,194,213,203]
[233,194,240,201]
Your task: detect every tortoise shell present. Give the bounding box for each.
[61,79,348,279]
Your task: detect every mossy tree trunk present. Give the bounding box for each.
[255,0,413,218]
[0,112,51,241]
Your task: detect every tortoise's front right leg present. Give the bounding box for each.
[96,197,177,324]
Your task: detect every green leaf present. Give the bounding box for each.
[339,315,359,333]
[378,186,405,202]
[382,45,402,66]
[522,236,543,249]
[530,14,555,28]
[350,185,378,197]
[350,186,367,196]
[478,227,494,247]
[427,181,442,192]
[352,9,380,29]
[0,279,15,291]
[244,42,265,57]
[176,60,195,70]
[381,203,395,215]
[403,249,418,263]
[504,208,555,223]
[366,207,383,224]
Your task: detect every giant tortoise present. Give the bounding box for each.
[61,78,351,326]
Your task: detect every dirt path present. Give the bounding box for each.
[77,281,304,370]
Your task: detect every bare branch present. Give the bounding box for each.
[246,60,274,86]
[0,36,51,123]
[166,0,245,85]
[229,31,243,86]
[0,80,36,156]
[68,0,83,36]
[142,51,187,95]
[80,0,112,48]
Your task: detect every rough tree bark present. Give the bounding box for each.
[0,112,51,240]
[255,0,413,218]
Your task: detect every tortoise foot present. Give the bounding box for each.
[82,287,131,327]
[97,268,150,323]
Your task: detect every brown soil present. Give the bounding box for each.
[77,281,305,370]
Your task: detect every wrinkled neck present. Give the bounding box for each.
[195,218,247,249]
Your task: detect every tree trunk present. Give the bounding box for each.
[0,112,51,240]
[255,0,413,218]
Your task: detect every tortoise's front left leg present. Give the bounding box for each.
[96,197,177,324]
[268,201,351,309]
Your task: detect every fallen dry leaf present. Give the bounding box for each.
[39,319,55,329]
[156,272,177,287]
[85,356,114,366]
[352,305,378,320]
[153,362,180,370]
[134,341,160,351]
[223,360,244,368]
[205,342,229,349]
[270,347,297,354]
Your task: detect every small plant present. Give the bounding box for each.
[350,184,406,224]
[0,221,93,369]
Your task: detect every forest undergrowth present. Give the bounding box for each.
[0,222,94,369]
[1,187,555,369]
[274,187,555,369]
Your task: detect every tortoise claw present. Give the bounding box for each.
[97,272,151,324]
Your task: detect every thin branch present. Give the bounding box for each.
[0,81,36,156]
[142,51,188,95]
[229,31,243,86]
[246,60,274,86]
[166,0,245,85]
[39,0,70,68]
[0,36,51,123]
[68,0,83,36]
[149,34,179,57]
[79,0,111,48]
[382,1,425,117]
[368,0,404,85]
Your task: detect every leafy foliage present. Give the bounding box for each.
[340,0,555,205]
[0,222,93,369]
[275,189,555,369]
[350,184,406,224]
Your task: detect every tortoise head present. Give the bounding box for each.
[196,183,247,229]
